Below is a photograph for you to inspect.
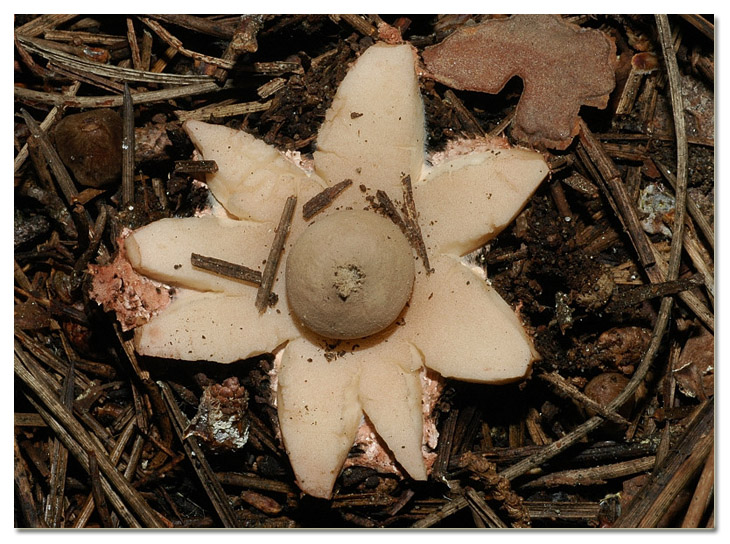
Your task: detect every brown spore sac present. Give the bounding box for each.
[422,14,617,150]
[53,109,123,188]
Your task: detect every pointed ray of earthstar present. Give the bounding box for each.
[276,336,363,499]
[314,43,426,208]
[414,140,549,257]
[184,119,327,222]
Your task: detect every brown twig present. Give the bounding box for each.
[44,362,74,527]
[256,195,297,313]
[605,273,705,313]
[16,35,213,84]
[681,445,714,527]
[15,357,162,527]
[577,120,655,268]
[121,83,136,206]
[191,253,262,286]
[146,14,237,39]
[158,381,241,528]
[126,18,142,70]
[175,100,272,122]
[15,80,232,109]
[335,14,378,37]
[613,400,713,527]
[138,17,236,69]
[401,175,432,273]
[20,109,79,205]
[538,371,629,426]
[519,456,656,489]
[14,438,45,527]
[15,14,78,37]
[302,179,353,220]
[174,160,218,174]
[464,487,508,528]
[73,418,137,528]
[214,15,264,83]
[88,450,115,527]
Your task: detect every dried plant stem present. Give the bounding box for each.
[577,121,655,268]
[614,400,713,527]
[126,18,142,70]
[139,17,236,69]
[215,472,295,494]
[16,355,166,527]
[401,175,432,273]
[158,382,241,528]
[88,450,115,527]
[681,445,714,527]
[655,14,689,281]
[520,456,656,489]
[526,501,600,521]
[191,253,262,285]
[256,195,297,313]
[15,14,78,37]
[335,14,378,37]
[579,119,711,330]
[175,100,272,122]
[681,225,714,304]
[45,364,74,527]
[147,14,237,39]
[20,109,78,205]
[16,35,212,84]
[15,80,231,109]
[605,273,705,313]
[464,487,508,528]
[302,179,353,220]
[214,15,263,83]
[538,371,628,425]
[73,418,137,528]
[14,438,46,527]
[122,84,135,206]
[174,160,218,174]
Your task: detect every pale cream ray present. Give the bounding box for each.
[356,331,427,480]
[314,43,426,209]
[134,289,300,363]
[125,215,274,295]
[184,120,326,222]
[406,254,538,383]
[415,144,548,257]
[277,336,363,499]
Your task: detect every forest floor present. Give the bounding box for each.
[14,14,714,528]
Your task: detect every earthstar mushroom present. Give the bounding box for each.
[101,42,549,499]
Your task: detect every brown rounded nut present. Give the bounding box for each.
[53,109,123,188]
[584,372,633,418]
[286,210,415,339]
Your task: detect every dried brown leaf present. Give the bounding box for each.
[422,15,617,149]
[673,326,714,400]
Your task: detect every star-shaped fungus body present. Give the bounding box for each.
[123,43,548,499]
